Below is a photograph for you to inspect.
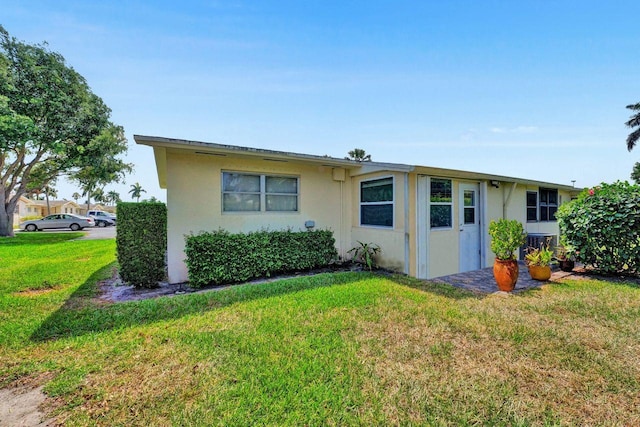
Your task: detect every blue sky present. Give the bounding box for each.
[4,1,639,201]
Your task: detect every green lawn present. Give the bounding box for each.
[1,233,639,425]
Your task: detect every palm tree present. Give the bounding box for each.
[107,191,121,206]
[345,148,372,162]
[129,182,146,202]
[632,162,640,183]
[626,102,640,151]
[44,186,57,215]
[72,192,81,203]
[92,188,105,204]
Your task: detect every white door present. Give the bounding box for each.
[459,183,481,272]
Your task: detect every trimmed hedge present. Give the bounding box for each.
[557,181,640,276]
[184,229,338,288]
[116,202,167,287]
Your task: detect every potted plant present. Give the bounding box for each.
[488,219,527,292]
[555,239,576,272]
[524,240,554,280]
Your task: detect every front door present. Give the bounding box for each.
[459,183,481,272]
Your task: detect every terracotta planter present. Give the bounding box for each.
[558,259,575,272]
[493,259,519,292]
[528,265,551,281]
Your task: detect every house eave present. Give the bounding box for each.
[135,134,579,194]
[134,135,365,169]
[412,165,579,193]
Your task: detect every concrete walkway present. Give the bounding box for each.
[432,262,576,294]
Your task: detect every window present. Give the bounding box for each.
[430,178,452,228]
[222,172,298,212]
[539,188,558,221]
[526,191,538,221]
[463,189,475,224]
[360,177,393,227]
[265,176,298,211]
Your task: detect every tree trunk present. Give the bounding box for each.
[0,210,14,237]
[46,192,51,215]
[0,189,16,237]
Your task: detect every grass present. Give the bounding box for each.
[1,233,640,425]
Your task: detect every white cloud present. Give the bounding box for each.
[489,126,538,134]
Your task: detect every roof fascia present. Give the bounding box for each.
[134,135,363,169]
[412,165,579,193]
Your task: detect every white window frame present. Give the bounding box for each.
[359,175,394,228]
[526,191,538,222]
[539,187,558,222]
[429,177,453,230]
[221,171,299,213]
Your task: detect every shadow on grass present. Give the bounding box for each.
[383,273,481,300]
[0,232,84,246]
[29,271,370,341]
[31,268,480,342]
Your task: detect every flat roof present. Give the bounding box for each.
[134,134,580,192]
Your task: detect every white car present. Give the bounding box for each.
[20,214,96,232]
[87,210,117,224]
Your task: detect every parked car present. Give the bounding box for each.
[87,210,117,224]
[90,216,116,227]
[20,214,95,232]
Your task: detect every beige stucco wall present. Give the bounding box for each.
[165,150,349,283]
[162,147,577,284]
[349,171,407,273]
[483,183,571,265]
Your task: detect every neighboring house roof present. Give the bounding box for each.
[23,199,81,208]
[134,134,579,192]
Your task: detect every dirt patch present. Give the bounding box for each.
[0,386,53,426]
[13,287,61,298]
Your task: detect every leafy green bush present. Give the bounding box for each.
[488,219,527,260]
[184,229,338,288]
[556,181,640,276]
[116,202,167,287]
[347,241,381,270]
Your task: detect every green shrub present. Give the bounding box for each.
[488,219,527,260]
[347,241,381,270]
[116,202,167,287]
[184,229,338,288]
[556,181,640,276]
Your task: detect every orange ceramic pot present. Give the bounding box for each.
[493,259,519,292]
[528,265,551,281]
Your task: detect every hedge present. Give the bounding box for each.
[116,202,167,287]
[184,229,338,288]
[556,181,640,276]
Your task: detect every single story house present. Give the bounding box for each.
[135,135,580,284]
[14,197,82,223]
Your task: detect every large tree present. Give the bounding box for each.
[0,26,131,236]
[626,102,640,151]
